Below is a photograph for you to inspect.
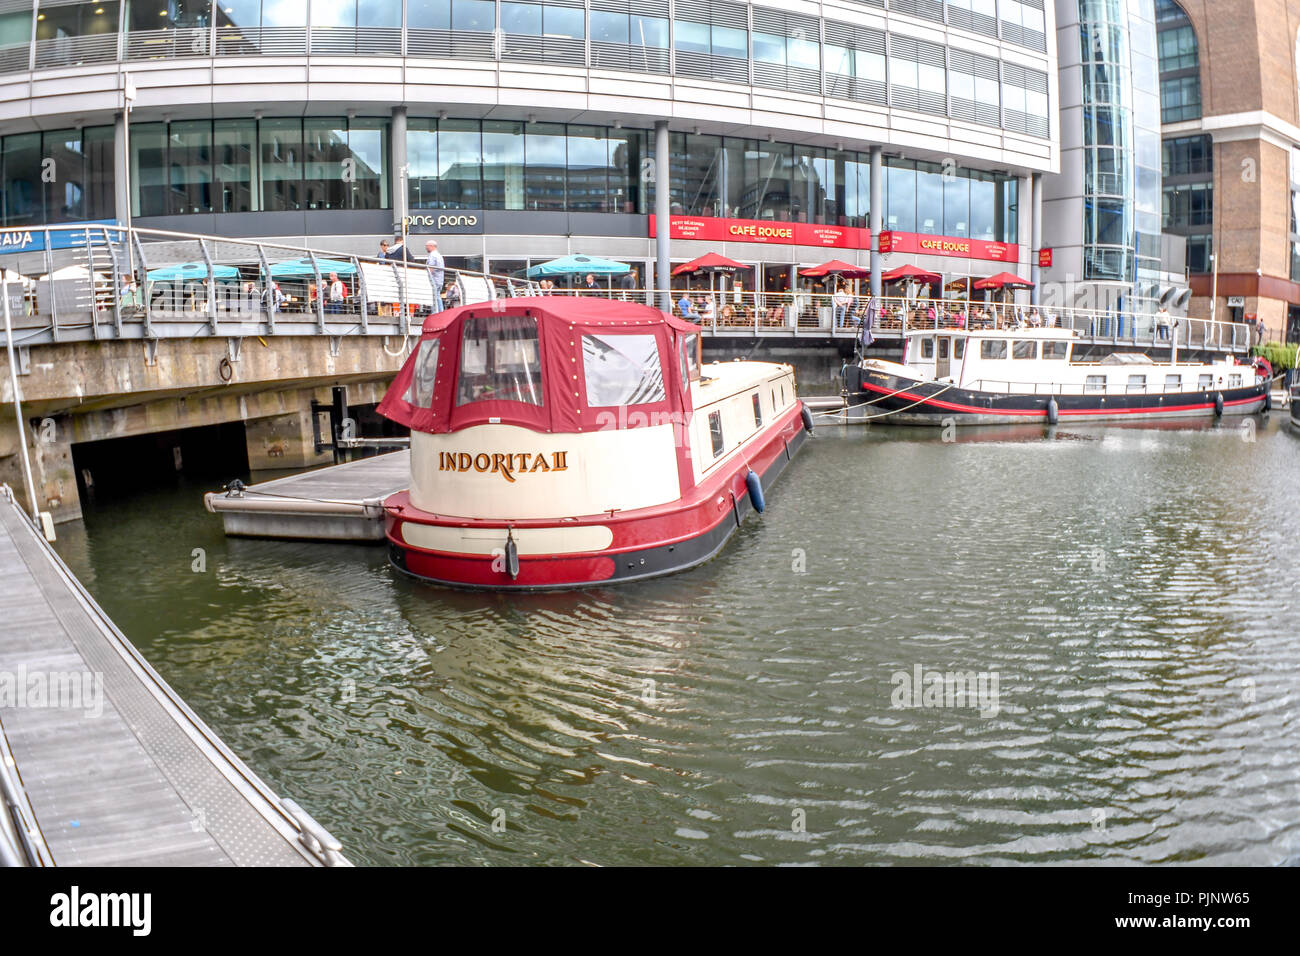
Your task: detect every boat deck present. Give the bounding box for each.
[0,486,345,866]
[205,451,410,541]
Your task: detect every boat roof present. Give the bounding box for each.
[904,327,1077,339]
[421,295,701,335]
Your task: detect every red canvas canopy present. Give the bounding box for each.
[672,253,749,276]
[973,271,1034,290]
[799,259,870,279]
[378,297,701,437]
[881,264,941,283]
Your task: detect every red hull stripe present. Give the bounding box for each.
[861,380,1263,416]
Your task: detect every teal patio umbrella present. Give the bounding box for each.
[269,257,358,278]
[526,254,629,278]
[147,262,241,282]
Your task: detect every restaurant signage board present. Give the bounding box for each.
[649,215,870,249]
[878,231,1019,263]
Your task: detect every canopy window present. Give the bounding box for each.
[457,315,543,407]
[582,334,666,407]
[403,337,441,407]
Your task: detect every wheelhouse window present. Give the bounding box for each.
[938,337,950,359]
[709,410,725,458]
[921,336,935,358]
[457,315,543,405]
[980,339,1008,359]
[403,338,441,407]
[1085,374,1106,392]
[582,334,665,407]
[954,338,965,359]
[1012,340,1037,359]
[1042,340,1069,360]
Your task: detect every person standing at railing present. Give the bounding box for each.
[619,267,637,301]
[425,239,445,313]
[832,283,853,328]
[327,272,346,314]
[1156,304,1172,341]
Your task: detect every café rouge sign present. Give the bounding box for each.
[438,450,569,483]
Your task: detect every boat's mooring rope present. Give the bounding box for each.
[812,379,961,421]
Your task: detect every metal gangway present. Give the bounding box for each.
[0,484,348,867]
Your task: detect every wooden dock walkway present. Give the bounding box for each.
[0,486,347,866]
[205,450,409,541]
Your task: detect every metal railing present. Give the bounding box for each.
[0,224,1252,355]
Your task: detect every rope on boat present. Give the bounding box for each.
[811,380,960,422]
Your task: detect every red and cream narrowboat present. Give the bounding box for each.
[376,297,812,590]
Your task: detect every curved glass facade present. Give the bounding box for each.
[0,1,1052,140]
[1155,0,1200,123]
[1077,0,1160,288]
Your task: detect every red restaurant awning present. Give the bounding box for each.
[973,271,1034,290]
[672,253,750,276]
[881,264,941,283]
[799,258,870,279]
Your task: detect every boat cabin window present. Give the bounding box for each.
[1042,340,1068,360]
[1012,340,1037,360]
[709,410,725,458]
[457,315,543,406]
[954,338,965,359]
[938,337,949,359]
[582,333,666,407]
[680,333,699,385]
[1198,373,1213,389]
[1085,375,1106,392]
[403,337,440,407]
[980,339,1008,360]
[1229,374,1242,388]
[752,393,762,427]
[1126,374,1147,392]
[1165,374,1181,391]
[921,337,935,359]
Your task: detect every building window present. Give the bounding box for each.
[1156,0,1201,123]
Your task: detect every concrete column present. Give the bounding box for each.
[114,111,130,227]
[1030,173,1042,305]
[869,146,883,299]
[245,409,333,471]
[0,414,82,525]
[655,120,671,312]
[391,105,408,235]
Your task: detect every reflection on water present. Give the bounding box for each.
[55,417,1300,865]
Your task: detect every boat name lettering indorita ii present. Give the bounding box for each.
[377,297,812,590]
[842,327,1270,425]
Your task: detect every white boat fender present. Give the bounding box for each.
[1214,392,1224,417]
[504,528,520,579]
[1046,397,1059,426]
[800,402,814,433]
[745,469,765,514]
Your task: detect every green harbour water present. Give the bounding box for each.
[53,415,1300,865]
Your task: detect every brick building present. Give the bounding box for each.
[1158,0,1300,343]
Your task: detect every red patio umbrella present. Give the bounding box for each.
[973,271,1034,290]
[881,264,941,283]
[672,253,750,276]
[799,258,870,279]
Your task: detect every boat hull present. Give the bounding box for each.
[845,366,1268,425]
[385,404,809,591]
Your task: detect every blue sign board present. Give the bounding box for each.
[0,220,123,255]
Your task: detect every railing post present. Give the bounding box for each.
[256,243,275,334]
[198,238,218,335]
[133,231,152,339]
[43,230,58,343]
[104,226,124,338]
[309,250,325,333]
[355,257,368,334]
